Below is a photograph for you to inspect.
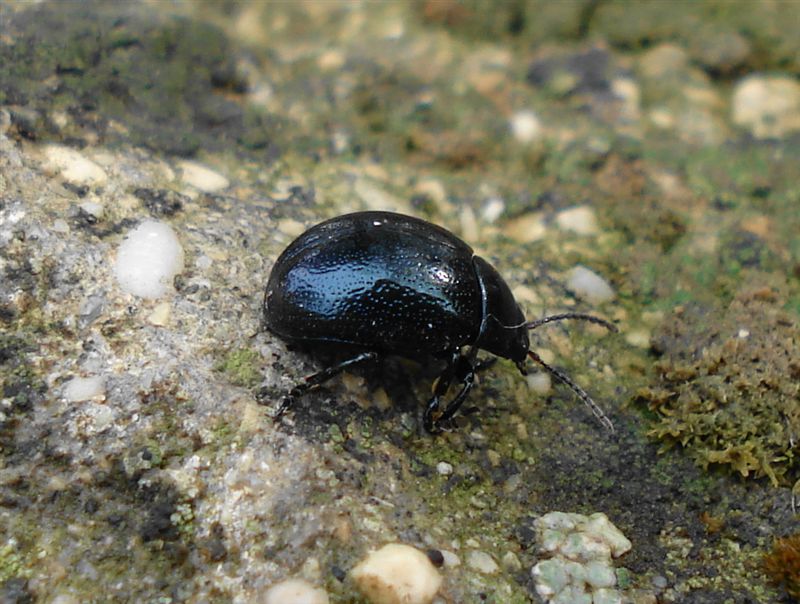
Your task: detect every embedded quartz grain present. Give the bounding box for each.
[179,160,230,193]
[509,110,543,144]
[114,220,185,299]
[350,543,442,604]
[62,376,106,402]
[262,578,329,604]
[732,75,800,139]
[44,144,108,186]
[555,206,599,236]
[531,512,631,604]
[566,265,615,304]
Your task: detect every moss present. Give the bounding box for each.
[215,348,262,389]
[764,533,800,600]
[638,284,800,485]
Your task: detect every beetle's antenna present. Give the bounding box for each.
[525,312,617,333]
[527,349,614,432]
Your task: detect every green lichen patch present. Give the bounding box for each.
[638,285,800,486]
[215,347,263,389]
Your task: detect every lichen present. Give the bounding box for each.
[215,348,263,389]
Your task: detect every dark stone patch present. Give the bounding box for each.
[0,3,284,160]
[133,187,186,217]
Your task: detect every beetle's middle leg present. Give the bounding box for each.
[273,351,379,419]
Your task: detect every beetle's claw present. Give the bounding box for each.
[272,396,293,421]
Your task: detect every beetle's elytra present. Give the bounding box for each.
[264,210,616,433]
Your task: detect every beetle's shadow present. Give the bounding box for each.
[273,344,450,442]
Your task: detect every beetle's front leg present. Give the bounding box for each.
[424,351,460,433]
[424,348,478,433]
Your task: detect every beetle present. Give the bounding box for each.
[263,210,616,433]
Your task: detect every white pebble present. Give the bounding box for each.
[466,550,499,574]
[147,301,171,326]
[350,543,442,604]
[179,160,230,193]
[84,402,115,432]
[440,550,460,568]
[53,219,70,233]
[566,266,615,304]
[509,110,543,143]
[63,376,105,402]
[526,371,552,394]
[481,197,505,223]
[79,201,104,219]
[45,145,108,186]
[115,220,184,299]
[624,330,650,348]
[555,206,598,235]
[261,578,329,604]
[732,75,800,139]
[436,461,453,476]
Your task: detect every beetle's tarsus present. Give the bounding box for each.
[272,396,293,421]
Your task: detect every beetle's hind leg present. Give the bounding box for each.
[273,351,379,420]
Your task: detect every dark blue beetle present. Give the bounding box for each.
[264,211,615,432]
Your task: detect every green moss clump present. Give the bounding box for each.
[215,348,262,388]
[638,285,800,486]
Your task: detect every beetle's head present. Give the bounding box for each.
[473,256,529,370]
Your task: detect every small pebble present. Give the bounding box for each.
[440,550,461,568]
[466,550,499,574]
[651,575,668,589]
[566,265,615,304]
[509,110,543,144]
[79,201,104,220]
[262,578,329,604]
[115,220,185,299]
[63,376,105,402]
[147,302,171,326]
[481,197,505,223]
[350,543,442,604]
[426,549,444,567]
[501,551,522,572]
[555,206,598,236]
[624,330,650,348]
[436,462,453,476]
[526,371,552,394]
[505,212,546,243]
[44,145,108,186]
[732,75,800,139]
[179,160,230,193]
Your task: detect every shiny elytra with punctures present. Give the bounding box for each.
[263,210,615,433]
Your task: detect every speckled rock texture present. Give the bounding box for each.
[1,2,799,603]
